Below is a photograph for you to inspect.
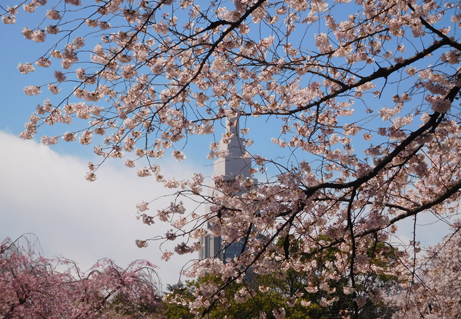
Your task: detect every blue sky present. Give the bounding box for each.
[0,2,457,287]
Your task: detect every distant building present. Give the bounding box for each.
[198,118,252,262]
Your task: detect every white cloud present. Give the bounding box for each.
[0,131,201,288]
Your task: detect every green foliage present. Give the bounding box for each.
[107,291,160,318]
[156,281,195,319]
[158,237,399,318]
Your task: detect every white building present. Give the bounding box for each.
[198,118,252,261]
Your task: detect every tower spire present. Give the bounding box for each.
[213,117,251,178]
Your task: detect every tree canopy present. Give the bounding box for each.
[0,235,161,318]
[2,0,461,318]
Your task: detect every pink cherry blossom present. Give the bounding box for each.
[46,9,61,20]
[23,85,41,96]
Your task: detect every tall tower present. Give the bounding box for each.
[198,118,252,261]
[213,117,251,179]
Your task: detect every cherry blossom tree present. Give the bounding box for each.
[162,240,398,319]
[2,0,461,317]
[385,227,461,319]
[0,235,161,318]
